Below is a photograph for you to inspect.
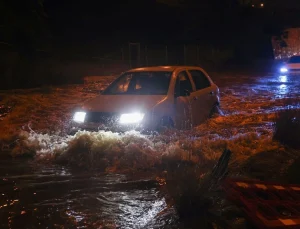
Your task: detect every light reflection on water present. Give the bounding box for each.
[251,74,296,98]
[279,75,287,83]
[0,160,170,229]
[278,84,288,95]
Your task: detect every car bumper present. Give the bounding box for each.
[69,111,163,134]
[70,118,160,134]
[70,121,144,133]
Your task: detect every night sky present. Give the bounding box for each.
[43,0,300,44]
[2,0,300,88]
[44,0,181,46]
[44,0,244,45]
[3,0,300,56]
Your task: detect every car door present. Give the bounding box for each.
[187,69,216,125]
[174,70,196,129]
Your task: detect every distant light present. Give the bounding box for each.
[260,3,264,7]
[252,4,254,7]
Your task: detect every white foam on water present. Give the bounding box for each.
[1,74,297,169]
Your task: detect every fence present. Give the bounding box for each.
[0,43,233,89]
[120,43,233,69]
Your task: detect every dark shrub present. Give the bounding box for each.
[164,149,231,227]
[273,109,300,149]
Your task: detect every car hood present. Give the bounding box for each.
[82,95,167,113]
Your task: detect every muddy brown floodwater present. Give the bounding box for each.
[0,159,178,229]
[1,72,300,228]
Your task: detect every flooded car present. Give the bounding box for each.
[280,55,300,74]
[71,66,220,133]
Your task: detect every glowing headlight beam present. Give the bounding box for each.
[280,67,288,73]
[119,113,144,124]
[73,112,86,123]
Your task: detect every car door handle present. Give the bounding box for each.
[193,96,198,100]
[209,91,214,95]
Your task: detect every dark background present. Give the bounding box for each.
[1,0,300,88]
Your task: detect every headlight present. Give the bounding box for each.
[73,112,86,123]
[119,112,145,124]
[280,67,288,73]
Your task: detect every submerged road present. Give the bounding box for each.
[0,72,300,229]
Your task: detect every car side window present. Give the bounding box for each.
[188,70,211,90]
[175,71,193,97]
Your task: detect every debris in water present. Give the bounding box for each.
[0,105,12,120]
[223,178,300,228]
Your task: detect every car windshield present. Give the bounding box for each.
[103,71,172,95]
[288,56,300,63]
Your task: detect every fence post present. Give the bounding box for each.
[145,45,148,66]
[129,42,141,68]
[137,43,140,67]
[121,47,124,62]
[165,45,168,65]
[128,43,131,68]
[197,45,199,65]
[184,44,186,65]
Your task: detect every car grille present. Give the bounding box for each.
[85,112,119,124]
